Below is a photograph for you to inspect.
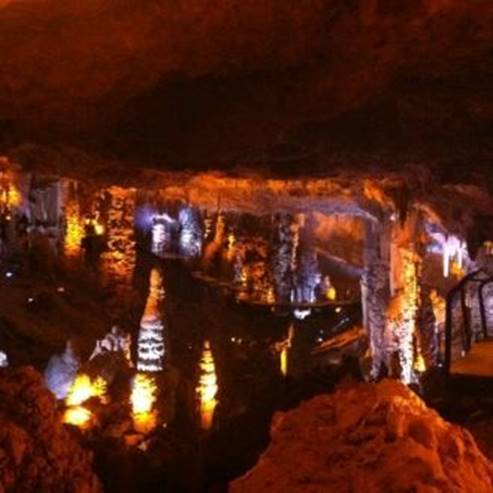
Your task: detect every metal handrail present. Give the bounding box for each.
[444,270,481,375]
[478,276,493,340]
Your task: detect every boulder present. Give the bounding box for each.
[230,379,493,493]
[0,366,101,492]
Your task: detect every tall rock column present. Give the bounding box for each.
[137,269,166,372]
[362,218,391,378]
[385,211,424,383]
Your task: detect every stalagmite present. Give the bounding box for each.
[44,341,80,399]
[137,269,166,372]
[196,340,218,430]
[89,325,132,364]
[178,206,202,257]
[203,211,226,268]
[151,213,174,256]
[130,373,158,433]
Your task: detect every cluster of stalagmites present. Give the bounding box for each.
[0,366,101,493]
[230,379,493,493]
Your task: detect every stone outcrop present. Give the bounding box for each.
[230,379,493,493]
[44,340,80,400]
[0,367,101,493]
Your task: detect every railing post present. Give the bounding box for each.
[479,277,493,340]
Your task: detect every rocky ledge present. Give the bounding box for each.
[230,379,493,493]
[0,367,101,493]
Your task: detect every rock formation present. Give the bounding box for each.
[137,269,166,372]
[0,366,101,492]
[230,379,493,493]
[89,325,132,365]
[44,340,80,400]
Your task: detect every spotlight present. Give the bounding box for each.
[5,271,13,279]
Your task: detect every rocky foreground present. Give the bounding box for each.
[230,379,493,493]
[0,367,101,493]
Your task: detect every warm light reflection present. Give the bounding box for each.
[131,373,158,434]
[325,286,337,301]
[226,232,236,261]
[66,374,107,406]
[278,323,294,377]
[0,161,21,216]
[63,406,94,429]
[197,340,218,430]
[64,199,84,257]
[414,352,426,373]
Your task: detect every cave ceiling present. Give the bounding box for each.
[1,0,493,174]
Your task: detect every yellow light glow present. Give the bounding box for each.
[63,406,93,429]
[66,374,107,407]
[450,261,465,279]
[325,286,337,301]
[414,353,426,373]
[280,347,288,376]
[64,201,84,257]
[264,287,276,305]
[197,341,218,430]
[94,222,105,235]
[131,373,158,434]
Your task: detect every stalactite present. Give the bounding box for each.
[137,269,166,373]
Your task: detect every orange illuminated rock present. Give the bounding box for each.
[230,379,493,493]
[0,367,101,492]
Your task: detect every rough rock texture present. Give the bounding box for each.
[0,1,492,166]
[44,341,80,400]
[230,380,493,493]
[0,367,101,493]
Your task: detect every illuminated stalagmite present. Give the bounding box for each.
[44,341,80,399]
[151,214,174,256]
[364,211,425,383]
[62,179,84,259]
[89,326,132,364]
[203,211,226,268]
[130,373,158,433]
[137,269,166,372]
[178,206,202,257]
[196,340,218,430]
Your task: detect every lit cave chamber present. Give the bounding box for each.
[1,157,493,492]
